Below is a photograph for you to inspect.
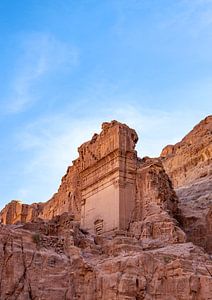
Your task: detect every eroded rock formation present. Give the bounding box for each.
[0,200,43,225]
[161,115,212,188]
[161,115,212,254]
[0,214,212,300]
[0,117,211,299]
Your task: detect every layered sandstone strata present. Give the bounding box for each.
[161,115,212,188]
[0,215,212,300]
[0,200,43,225]
[161,115,212,253]
[0,118,212,299]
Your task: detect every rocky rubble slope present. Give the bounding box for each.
[161,116,212,254]
[0,214,212,300]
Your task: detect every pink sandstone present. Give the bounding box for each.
[0,118,211,299]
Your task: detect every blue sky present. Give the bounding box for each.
[0,0,212,208]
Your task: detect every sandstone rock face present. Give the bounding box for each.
[161,116,212,254]
[129,157,185,249]
[176,177,212,253]
[40,163,81,221]
[161,115,212,188]
[0,215,212,300]
[0,118,212,299]
[0,200,43,225]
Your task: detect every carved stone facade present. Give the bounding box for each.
[1,117,211,255]
[0,120,182,241]
[0,117,212,299]
[79,121,138,234]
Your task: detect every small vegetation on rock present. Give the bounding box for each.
[32,233,41,244]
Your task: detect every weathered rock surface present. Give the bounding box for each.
[161,115,212,188]
[0,200,43,225]
[161,115,212,254]
[0,117,211,299]
[129,157,185,249]
[176,177,212,254]
[0,215,212,300]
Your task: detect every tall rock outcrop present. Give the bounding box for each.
[161,115,212,253]
[0,121,180,236]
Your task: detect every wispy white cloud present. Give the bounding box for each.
[5,32,79,114]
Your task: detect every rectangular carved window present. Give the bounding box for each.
[94,219,103,235]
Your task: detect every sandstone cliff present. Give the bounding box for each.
[0,214,211,300]
[161,115,211,188]
[161,115,212,254]
[0,118,212,299]
[0,200,43,225]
